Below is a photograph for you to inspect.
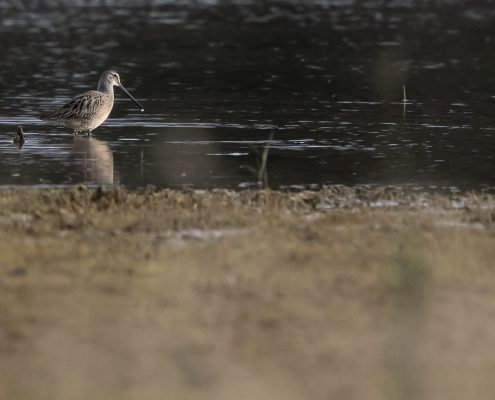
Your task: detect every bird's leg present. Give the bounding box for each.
[73,130,79,135]
[87,130,92,136]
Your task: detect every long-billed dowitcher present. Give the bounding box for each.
[39,70,144,135]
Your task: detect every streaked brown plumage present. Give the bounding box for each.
[39,70,143,135]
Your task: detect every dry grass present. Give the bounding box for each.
[0,186,495,400]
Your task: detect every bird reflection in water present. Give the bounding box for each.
[74,136,116,186]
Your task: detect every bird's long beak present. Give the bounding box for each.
[118,83,144,112]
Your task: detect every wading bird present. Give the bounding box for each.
[39,70,143,135]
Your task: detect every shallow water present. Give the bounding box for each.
[1,0,495,191]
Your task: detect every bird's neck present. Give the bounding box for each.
[97,79,115,96]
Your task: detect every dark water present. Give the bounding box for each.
[1,0,495,191]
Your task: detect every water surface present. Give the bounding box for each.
[1,0,495,191]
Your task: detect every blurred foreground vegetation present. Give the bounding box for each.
[0,186,494,400]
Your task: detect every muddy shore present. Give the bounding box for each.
[1,186,495,400]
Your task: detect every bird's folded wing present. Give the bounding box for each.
[40,91,107,120]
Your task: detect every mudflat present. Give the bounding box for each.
[1,186,494,400]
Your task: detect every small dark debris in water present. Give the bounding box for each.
[13,125,25,148]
